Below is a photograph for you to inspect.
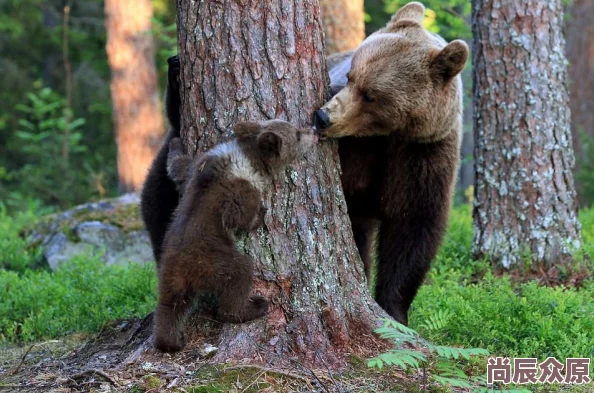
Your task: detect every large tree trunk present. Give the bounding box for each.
[176,0,386,368]
[319,0,365,55]
[471,0,582,270]
[105,0,164,193]
[566,0,594,202]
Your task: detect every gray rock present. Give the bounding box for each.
[45,232,93,271]
[30,193,155,270]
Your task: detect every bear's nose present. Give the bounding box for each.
[313,109,331,130]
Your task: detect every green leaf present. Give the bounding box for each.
[17,119,35,131]
[69,118,86,130]
[432,375,473,389]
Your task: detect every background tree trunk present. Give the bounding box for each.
[319,0,365,55]
[471,0,582,270]
[176,0,386,368]
[105,0,163,193]
[565,0,594,203]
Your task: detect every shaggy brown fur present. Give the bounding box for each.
[314,2,467,325]
[154,120,316,353]
[140,55,182,265]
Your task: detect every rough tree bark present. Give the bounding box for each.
[565,0,594,201]
[176,0,387,368]
[319,0,365,55]
[105,0,164,193]
[471,0,582,269]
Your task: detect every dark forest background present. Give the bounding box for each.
[1,0,592,212]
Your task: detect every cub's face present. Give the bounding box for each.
[234,119,317,170]
[314,1,468,142]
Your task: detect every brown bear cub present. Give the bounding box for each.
[314,2,468,325]
[154,120,316,353]
[140,55,182,265]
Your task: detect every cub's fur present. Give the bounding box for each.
[140,55,182,265]
[154,120,316,353]
[314,2,468,325]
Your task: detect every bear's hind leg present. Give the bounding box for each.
[375,216,443,326]
[154,270,192,352]
[215,254,269,323]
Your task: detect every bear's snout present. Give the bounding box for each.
[313,109,331,131]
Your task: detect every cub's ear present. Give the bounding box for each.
[233,121,261,139]
[386,1,425,30]
[431,40,469,81]
[257,132,283,157]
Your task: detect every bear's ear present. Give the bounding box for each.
[233,121,261,139]
[387,2,425,30]
[257,132,283,157]
[431,40,469,81]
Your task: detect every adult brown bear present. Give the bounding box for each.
[314,2,468,325]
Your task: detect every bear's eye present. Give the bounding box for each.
[361,90,375,103]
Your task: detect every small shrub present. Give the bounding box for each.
[1,82,113,210]
[368,318,490,390]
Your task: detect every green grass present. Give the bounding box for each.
[0,256,156,343]
[410,205,594,362]
[0,206,43,272]
[0,208,156,343]
[0,202,593,363]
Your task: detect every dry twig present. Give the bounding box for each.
[68,368,120,386]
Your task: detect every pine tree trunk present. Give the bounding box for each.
[471,0,582,270]
[319,0,365,55]
[175,0,386,368]
[566,0,594,202]
[105,0,164,193]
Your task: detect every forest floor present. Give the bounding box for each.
[0,315,421,393]
[2,205,593,393]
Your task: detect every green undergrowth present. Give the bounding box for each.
[1,202,593,372]
[0,205,45,272]
[409,205,594,363]
[0,205,156,343]
[0,255,156,343]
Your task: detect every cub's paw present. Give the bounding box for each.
[251,206,268,230]
[246,295,269,319]
[217,296,269,324]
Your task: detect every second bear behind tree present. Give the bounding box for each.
[140,55,181,265]
[154,120,317,353]
[314,2,468,325]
